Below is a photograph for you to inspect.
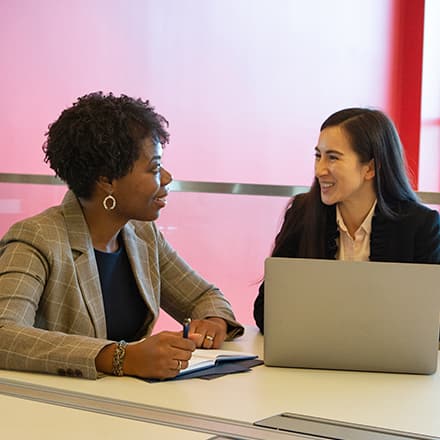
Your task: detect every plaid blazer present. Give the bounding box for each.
[0,191,243,379]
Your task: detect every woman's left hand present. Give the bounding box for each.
[186,317,228,349]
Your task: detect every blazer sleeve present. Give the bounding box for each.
[252,198,303,334]
[415,208,440,263]
[253,281,265,334]
[0,222,110,379]
[152,225,244,339]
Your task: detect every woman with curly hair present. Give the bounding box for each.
[254,107,440,333]
[0,92,243,379]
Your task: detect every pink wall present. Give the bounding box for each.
[0,0,397,328]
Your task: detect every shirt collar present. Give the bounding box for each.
[336,200,377,235]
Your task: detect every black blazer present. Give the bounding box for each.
[254,200,440,333]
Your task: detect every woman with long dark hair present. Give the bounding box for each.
[254,108,440,333]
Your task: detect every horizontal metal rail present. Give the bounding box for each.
[0,172,439,204]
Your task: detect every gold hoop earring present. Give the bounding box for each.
[103,194,116,211]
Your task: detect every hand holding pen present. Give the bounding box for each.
[182,317,228,349]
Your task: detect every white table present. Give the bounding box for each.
[1,393,212,440]
[1,326,440,439]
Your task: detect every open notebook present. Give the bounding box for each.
[144,349,260,382]
[264,257,440,374]
[178,349,258,377]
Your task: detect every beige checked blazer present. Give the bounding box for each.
[0,191,243,379]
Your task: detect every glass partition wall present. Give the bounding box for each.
[1,175,439,329]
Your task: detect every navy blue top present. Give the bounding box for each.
[94,239,148,342]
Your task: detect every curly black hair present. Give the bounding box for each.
[43,92,170,198]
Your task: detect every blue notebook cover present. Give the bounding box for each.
[144,349,261,382]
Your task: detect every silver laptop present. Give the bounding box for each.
[264,257,440,374]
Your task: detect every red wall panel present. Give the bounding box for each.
[388,0,425,187]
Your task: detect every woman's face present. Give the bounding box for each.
[111,136,172,222]
[314,125,375,207]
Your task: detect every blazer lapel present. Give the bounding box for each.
[62,192,107,338]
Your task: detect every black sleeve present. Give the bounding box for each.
[253,281,265,334]
[253,197,303,335]
[415,208,440,263]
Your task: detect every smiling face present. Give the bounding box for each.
[110,136,172,222]
[314,125,375,208]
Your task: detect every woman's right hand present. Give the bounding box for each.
[123,331,196,379]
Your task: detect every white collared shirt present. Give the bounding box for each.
[336,200,377,261]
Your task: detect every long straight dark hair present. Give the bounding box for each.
[272,108,418,258]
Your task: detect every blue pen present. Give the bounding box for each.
[183,318,191,338]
